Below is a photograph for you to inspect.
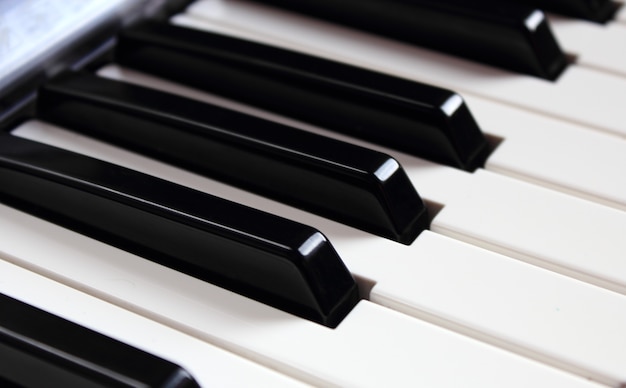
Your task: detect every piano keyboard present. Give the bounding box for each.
[1,0,626,386]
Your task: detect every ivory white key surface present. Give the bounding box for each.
[0,207,599,387]
[94,65,626,294]
[464,94,626,211]
[180,0,626,139]
[431,169,626,294]
[369,231,626,387]
[0,258,306,388]
[550,16,626,77]
[10,120,626,385]
[99,64,626,211]
[173,5,626,207]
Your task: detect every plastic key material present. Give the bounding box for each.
[510,0,619,23]
[115,22,490,171]
[38,71,427,244]
[89,64,626,299]
[250,0,568,80]
[181,0,626,139]
[549,16,626,79]
[0,134,359,327]
[9,120,626,386]
[97,64,626,212]
[0,293,199,388]
[0,208,603,388]
[0,259,306,388]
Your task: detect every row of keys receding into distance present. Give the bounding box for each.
[1,0,626,386]
[185,0,626,140]
[99,15,626,298]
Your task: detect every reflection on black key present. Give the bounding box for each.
[0,135,359,327]
[511,0,619,23]
[251,0,567,80]
[38,71,428,244]
[115,22,490,171]
[0,293,199,388]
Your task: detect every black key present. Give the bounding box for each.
[0,293,199,388]
[510,0,620,23]
[115,22,490,171]
[38,71,428,244]
[251,0,568,80]
[0,134,359,327]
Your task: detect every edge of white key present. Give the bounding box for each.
[432,169,626,295]
[0,205,602,387]
[94,64,626,296]
[0,257,307,387]
[550,15,626,78]
[170,6,626,211]
[9,118,623,386]
[180,0,626,139]
[369,231,626,386]
[467,94,626,211]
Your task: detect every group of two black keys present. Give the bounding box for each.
[1,0,601,385]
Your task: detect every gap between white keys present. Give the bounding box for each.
[0,205,602,388]
[465,94,626,211]
[0,257,305,388]
[173,4,626,211]
[549,15,626,78]
[11,119,626,386]
[180,0,626,139]
[93,65,626,297]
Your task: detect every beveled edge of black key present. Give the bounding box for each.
[411,1,569,80]
[0,293,200,387]
[115,21,490,171]
[518,7,569,80]
[514,0,620,23]
[0,134,360,327]
[38,71,429,244]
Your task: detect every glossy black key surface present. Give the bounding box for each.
[115,22,490,171]
[252,0,568,80]
[0,135,359,327]
[0,293,199,388]
[38,71,428,244]
[511,0,619,23]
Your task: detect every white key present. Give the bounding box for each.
[430,169,626,295]
[180,0,626,139]
[97,63,626,212]
[0,206,602,387]
[172,7,626,210]
[10,120,626,385]
[0,258,305,388]
[465,94,626,211]
[370,231,626,387]
[550,15,626,77]
[92,65,626,295]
